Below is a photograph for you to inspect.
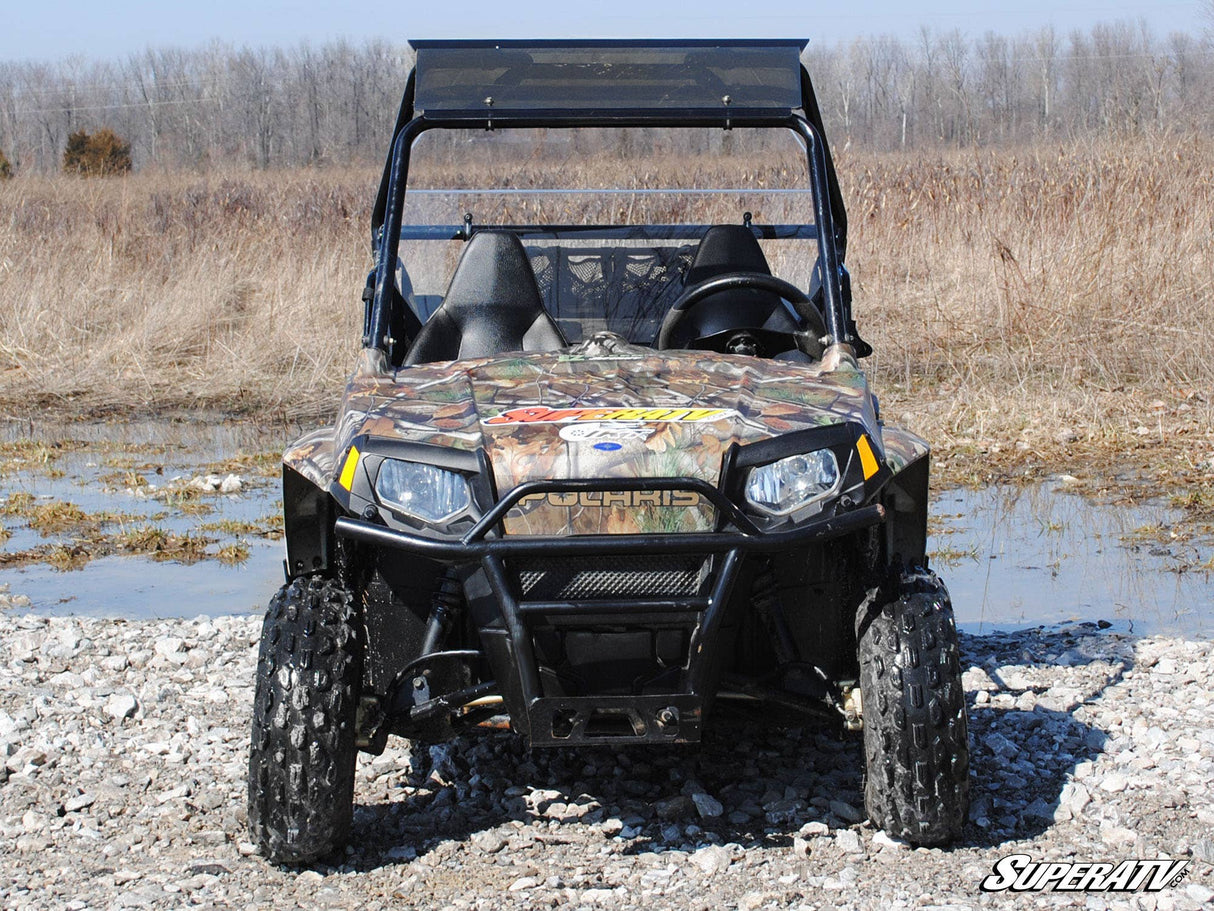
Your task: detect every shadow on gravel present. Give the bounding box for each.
[326,623,1133,872]
[338,711,863,873]
[957,624,1133,848]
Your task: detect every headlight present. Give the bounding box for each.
[374,459,471,523]
[744,450,840,517]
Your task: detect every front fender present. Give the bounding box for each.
[880,425,931,569]
[282,428,340,579]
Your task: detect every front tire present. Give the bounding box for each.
[248,576,363,864]
[856,570,969,845]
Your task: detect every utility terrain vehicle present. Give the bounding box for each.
[248,40,969,863]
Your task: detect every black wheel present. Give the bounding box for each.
[856,570,969,845]
[248,575,363,864]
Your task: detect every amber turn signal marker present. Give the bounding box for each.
[857,435,879,480]
[338,445,360,491]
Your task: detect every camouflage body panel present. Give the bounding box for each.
[284,334,894,535]
[881,426,930,475]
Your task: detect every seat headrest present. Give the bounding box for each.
[686,225,772,285]
[442,230,545,313]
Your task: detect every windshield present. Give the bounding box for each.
[399,127,821,345]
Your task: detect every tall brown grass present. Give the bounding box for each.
[0,169,375,417]
[1,138,1211,483]
[843,135,1214,475]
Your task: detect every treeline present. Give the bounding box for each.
[0,41,407,173]
[0,21,1211,174]
[806,21,1213,149]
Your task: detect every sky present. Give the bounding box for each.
[1,0,1208,63]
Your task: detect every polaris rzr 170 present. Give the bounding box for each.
[248,39,969,863]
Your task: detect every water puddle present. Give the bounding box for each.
[2,422,1211,635]
[933,483,1212,637]
[0,540,282,618]
[0,419,295,618]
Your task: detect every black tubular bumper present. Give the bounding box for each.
[334,477,885,746]
[333,501,884,559]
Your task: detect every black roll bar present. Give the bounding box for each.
[366,112,851,357]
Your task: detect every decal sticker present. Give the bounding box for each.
[486,406,737,425]
[593,442,622,452]
[558,422,653,443]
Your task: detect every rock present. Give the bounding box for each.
[1185,884,1214,905]
[1059,781,1091,816]
[1101,825,1137,847]
[1024,798,1056,821]
[600,818,624,836]
[963,667,996,691]
[738,893,772,911]
[798,821,829,838]
[1099,773,1129,793]
[872,831,908,851]
[7,747,48,774]
[106,693,138,722]
[471,830,508,854]
[994,666,1030,690]
[985,732,1018,758]
[691,792,723,819]
[764,798,805,824]
[154,637,185,658]
[188,475,224,492]
[580,888,621,905]
[64,793,96,813]
[219,474,243,494]
[690,845,732,875]
[828,800,864,824]
[654,795,695,821]
[508,877,538,892]
[834,830,864,854]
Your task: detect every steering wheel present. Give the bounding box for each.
[656,271,828,356]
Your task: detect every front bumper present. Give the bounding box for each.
[336,474,884,746]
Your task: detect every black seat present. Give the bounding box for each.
[403,231,567,365]
[665,225,798,348]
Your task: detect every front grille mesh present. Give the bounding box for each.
[514,554,708,601]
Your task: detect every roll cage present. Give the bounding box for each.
[363,40,868,365]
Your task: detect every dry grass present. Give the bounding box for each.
[841,136,1214,501]
[0,168,374,417]
[1,138,1212,505]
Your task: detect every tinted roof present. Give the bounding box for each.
[410,40,805,118]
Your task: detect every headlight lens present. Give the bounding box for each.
[374,459,471,523]
[744,450,841,517]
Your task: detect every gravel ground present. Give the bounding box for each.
[1,606,1212,911]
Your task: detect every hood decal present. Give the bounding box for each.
[485,405,738,425]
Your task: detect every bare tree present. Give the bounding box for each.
[0,27,1210,170]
